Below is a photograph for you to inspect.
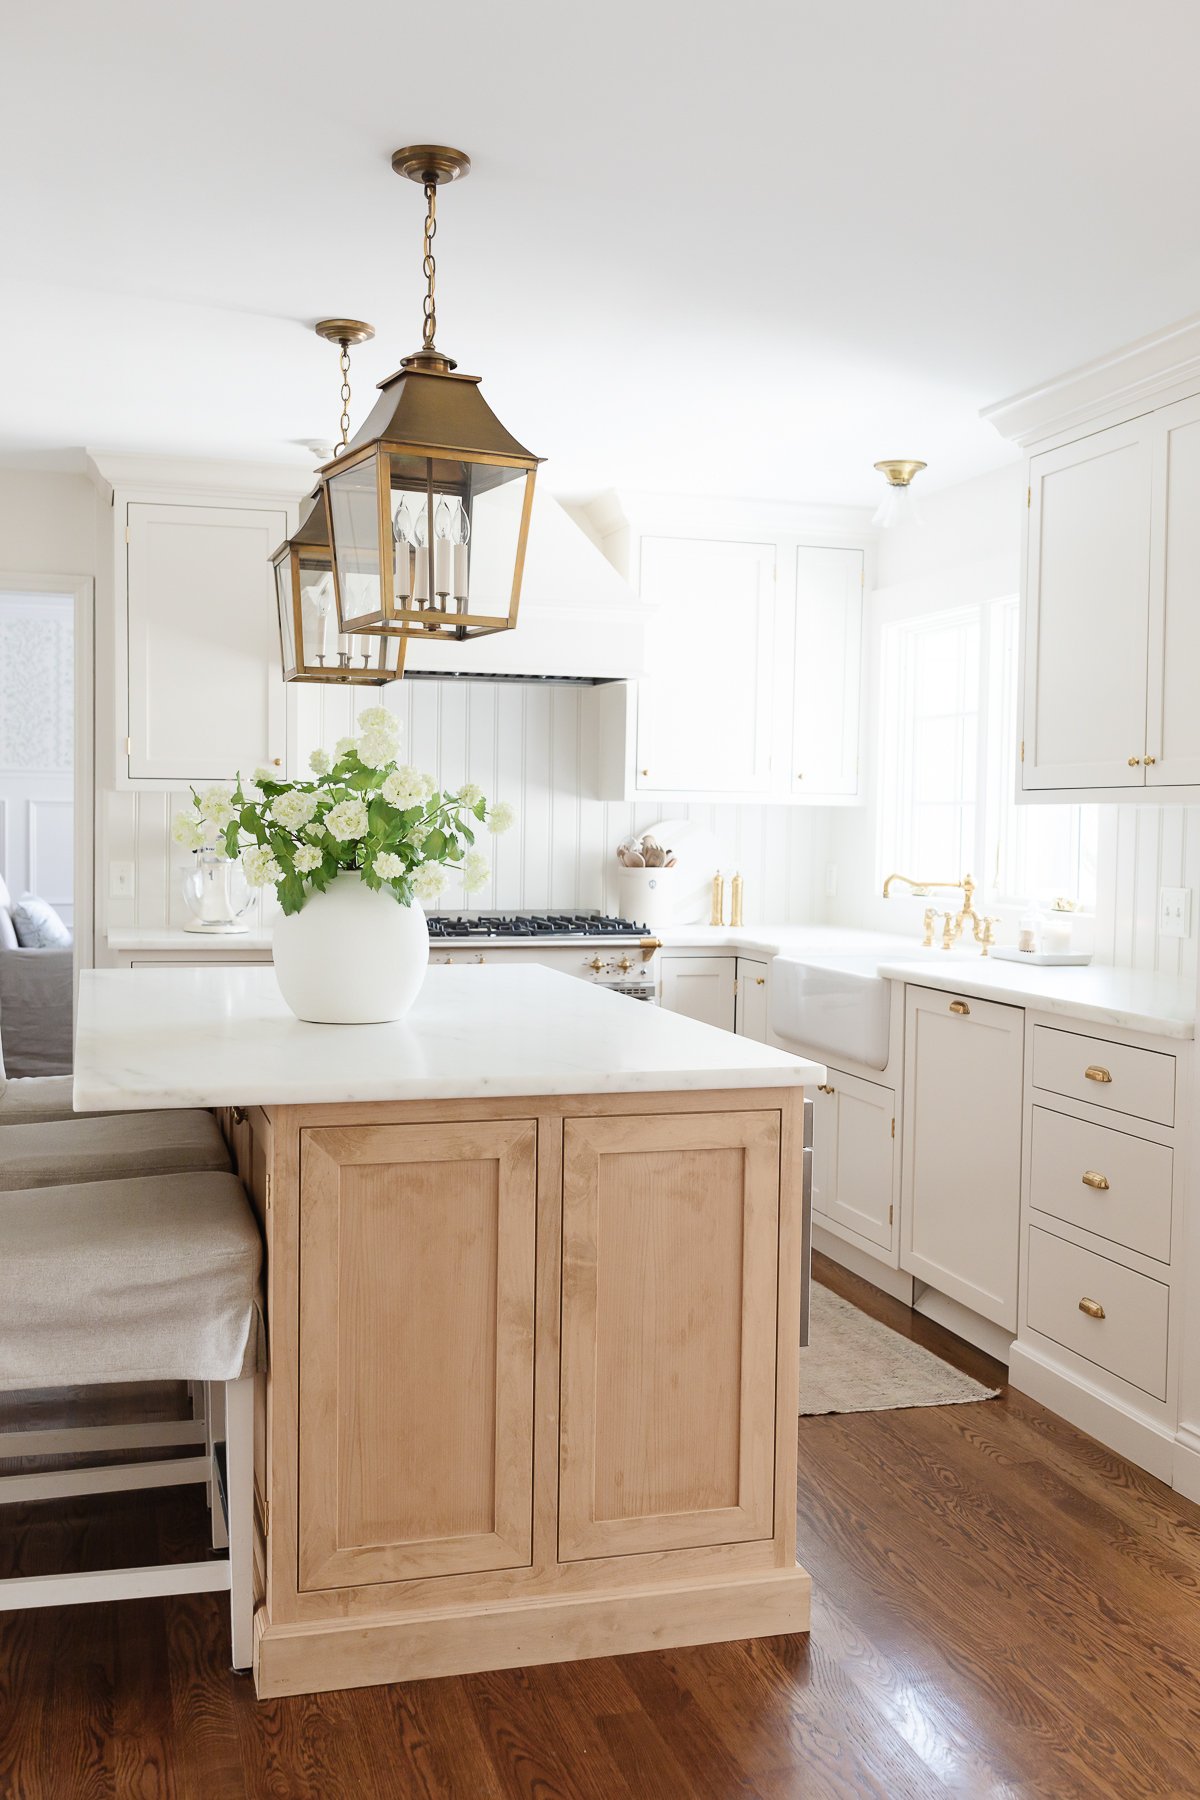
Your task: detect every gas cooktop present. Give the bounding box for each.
[425,911,650,941]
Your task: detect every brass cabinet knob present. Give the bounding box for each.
[1081,1170,1110,1191]
[797,773,804,781]
[272,757,282,767]
[949,1000,970,1015]
[755,976,766,985]
[1084,1065,1112,1083]
[1144,755,1157,765]
[641,769,649,777]
[1078,1296,1106,1320]
[1128,756,1142,767]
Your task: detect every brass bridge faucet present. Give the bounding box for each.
[881,872,997,956]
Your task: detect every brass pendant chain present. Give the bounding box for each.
[335,341,352,455]
[422,180,438,350]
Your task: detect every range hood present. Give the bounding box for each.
[403,489,648,680]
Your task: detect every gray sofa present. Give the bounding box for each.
[0,947,74,1076]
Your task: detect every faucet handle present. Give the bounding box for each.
[922,906,937,948]
[980,916,996,957]
[941,911,954,951]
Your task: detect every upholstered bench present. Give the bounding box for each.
[0,1108,231,1190]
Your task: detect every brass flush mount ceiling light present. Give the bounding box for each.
[872,459,927,529]
[273,321,404,685]
[319,144,544,649]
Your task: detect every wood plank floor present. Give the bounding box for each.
[2,1253,1199,1799]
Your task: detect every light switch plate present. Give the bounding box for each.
[1159,886,1191,939]
[109,861,135,899]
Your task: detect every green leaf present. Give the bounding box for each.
[423,826,446,860]
[277,872,306,916]
[473,797,487,822]
[360,862,382,891]
[223,821,240,859]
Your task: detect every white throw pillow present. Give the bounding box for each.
[11,894,72,949]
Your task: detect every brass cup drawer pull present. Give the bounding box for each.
[1084,1065,1112,1084]
[1078,1296,1106,1320]
[1081,1170,1110,1191]
[817,1083,835,1096]
[949,1000,970,1015]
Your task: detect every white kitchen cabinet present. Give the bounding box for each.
[1022,419,1153,793]
[734,957,770,1042]
[901,985,1024,1330]
[659,954,736,1032]
[788,547,863,797]
[811,1070,898,1261]
[1147,391,1200,786]
[124,500,290,784]
[634,537,776,796]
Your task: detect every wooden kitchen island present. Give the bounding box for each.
[73,964,822,1699]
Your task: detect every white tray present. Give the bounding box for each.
[989,946,1092,967]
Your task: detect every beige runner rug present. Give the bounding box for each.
[800,1282,1000,1415]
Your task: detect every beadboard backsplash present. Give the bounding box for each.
[101,682,830,938]
[1093,804,1200,981]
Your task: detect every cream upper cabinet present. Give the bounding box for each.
[124,500,289,784]
[788,546,863,798]
[1147,392,1200,786]
[901,985,1024,1330]
[1022,420,1153,793]
[634,536,775,795]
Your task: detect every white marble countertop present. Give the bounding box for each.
[107,927,275,952]
[73,964,824,1111]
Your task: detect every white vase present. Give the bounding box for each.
[272,871,430,1024]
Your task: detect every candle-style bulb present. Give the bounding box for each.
[451,499,470,608]
[433,498,453,604]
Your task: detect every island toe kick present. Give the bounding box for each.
[223,1088,813,1699]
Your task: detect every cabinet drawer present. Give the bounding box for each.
[1026,1227,1169,1400]
[1031,1026,1175,1126]
[1029,1107,1172,1264]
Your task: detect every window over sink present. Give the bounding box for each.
[877,596,1098,911]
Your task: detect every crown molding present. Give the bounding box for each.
[85,449,312,503]
[983,311,1200,448]
[583,486,876,545]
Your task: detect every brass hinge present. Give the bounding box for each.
[733,979,739,994]
[262,1499,270,1537]
[891,1117,896,1139]
[125,524,131,543]
[265,1171,273,1211]
[1020,739,1025,762]
[124,735,132,756]
[888,1203,894,1225]
[1026,486,1031,508]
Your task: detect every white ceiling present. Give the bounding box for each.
[4,1,1200,505]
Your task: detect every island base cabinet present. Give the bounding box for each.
[248,1091,812,1699]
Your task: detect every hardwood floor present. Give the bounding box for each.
[3,1254,1200,1798]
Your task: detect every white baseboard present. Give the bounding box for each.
[912,1286,1013,1364]
[1173,1425,1200,1504]
[1009,1341,1176,1482]
[812,1226,914,1304]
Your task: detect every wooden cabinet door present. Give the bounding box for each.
[298,1119,537,1590]
[734,958,770,1042]
[789,546,863,798]
[811,1070,897,1259]
[635,536,775,794]
[559,1110,780,1559]
[1147,392,1200,786]
[126,501,288,782]
[901,987,1024,1329]
[659,954,737,1031]
[1022,422,1152,792]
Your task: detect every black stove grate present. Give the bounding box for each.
[426,911,649,941]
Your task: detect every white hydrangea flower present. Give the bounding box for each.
[305,823,325,841]
[324,797,369,841]
[374,851,406,879]
[357,730,398,771]
[458,782,484,808]
[293,844,322,873]
[487,801,515,835]
[334,736,358,759]
[171,811,207,851]
[406,823,431,848]
[309,748,332,776]
[252,765,281,788]
[243,846,283,887]
[462,850,490,894]
[419,771,438,799]
[382,766,425,808]
[197,786,237,827]
[412,862,446,902]
[269,790,318,831]
[357,705,397,738]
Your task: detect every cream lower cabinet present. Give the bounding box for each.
[811,1070,898,1263]
[558,1110,780,1558]
[901,986,1024,1330]
[659,953,737,1031]
[734,957,770,1042]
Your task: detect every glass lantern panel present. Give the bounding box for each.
[386,454,528,622]
[275,556,298,674]
[328,456,384,626]
[298,553,337,669]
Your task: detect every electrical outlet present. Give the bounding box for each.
[1159,886,1192,939]
[825,863,838,899]
[109,861,135,899]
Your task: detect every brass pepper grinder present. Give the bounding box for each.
[710,870,726,927]
[730,872,744,927]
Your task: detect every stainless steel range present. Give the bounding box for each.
[425,912,662,1000]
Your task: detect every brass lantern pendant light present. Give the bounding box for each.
[273,321,404,685]
[320,145,544,648]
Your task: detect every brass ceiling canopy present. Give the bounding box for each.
[318,143,543,650]
[271,321,403,686]
[873,459,928,487]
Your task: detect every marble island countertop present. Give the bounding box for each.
[73,964,824,1111]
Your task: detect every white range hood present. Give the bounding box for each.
[403,489,648,680]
